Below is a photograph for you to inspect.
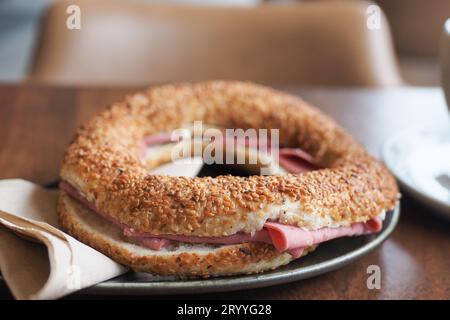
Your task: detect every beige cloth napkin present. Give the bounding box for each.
[0,160,204,300]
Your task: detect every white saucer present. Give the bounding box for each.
[382,126,450,219]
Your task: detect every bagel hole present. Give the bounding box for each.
[197,164,251,178]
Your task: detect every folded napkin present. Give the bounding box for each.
[0,160,204,300]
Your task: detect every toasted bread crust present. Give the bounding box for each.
[59,193,318,276]
[59,81,398,238]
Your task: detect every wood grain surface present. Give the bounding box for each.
[0,84,448,299]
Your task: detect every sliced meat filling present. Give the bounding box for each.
[60,180,383,258]
[140,132,321,173]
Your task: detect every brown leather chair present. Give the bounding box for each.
[28,0,402,86]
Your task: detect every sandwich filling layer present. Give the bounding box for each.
[60,180,383,258]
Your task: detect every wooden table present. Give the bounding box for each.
[0,85,449,299]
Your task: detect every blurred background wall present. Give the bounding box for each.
[0,0,52,82]
[375,0,450,86]
[1,0,449,86]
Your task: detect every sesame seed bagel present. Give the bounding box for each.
[59,193,315,277]
[58,81,398,276]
